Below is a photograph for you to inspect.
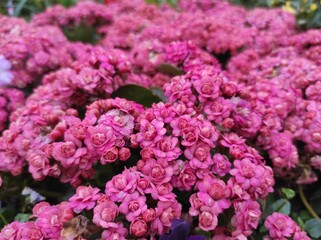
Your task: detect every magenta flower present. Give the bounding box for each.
[85,124,116,154]
[93,201,119,228]
[185,141,212,169]
[264,212,296,239]
[153,137,182,162]
[119,191,147,221]
[98,109,135,138]
[68,185,101,213]
[105,169,138,201]
[102,222,128,240]
[232,200,261,234]
[136,118,167,147]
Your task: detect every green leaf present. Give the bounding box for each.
[305,219,321,238]
[111,84,163,107]
[63,24,100,44]
[281,187,296,200]
[151,87,167,102]
[14,213,31,222]
[271,199,291,215]
[300,210,313,221]
[157,63,184,77]
[13,0,27,16]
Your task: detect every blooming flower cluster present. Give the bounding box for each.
[0,0,316,239]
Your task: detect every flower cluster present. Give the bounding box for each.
[264,212,310,240]
[0,0,316,239]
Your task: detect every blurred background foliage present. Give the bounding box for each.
[0,0,321,29]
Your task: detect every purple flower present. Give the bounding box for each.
[0,55,13,87]
[160,219,206,240]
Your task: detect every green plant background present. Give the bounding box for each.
[1,0,321,29]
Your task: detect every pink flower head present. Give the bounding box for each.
[85,124,116,154]
[193,74,222,102]
[119,191,147,222]
[68,185,101,213]
[152,102,177,124]
[196,175,231,214]
[232,200,261,234]
[102,222,128,240]
[105,169,138,201]
[204,97,232,124]
[198,206,218,231]
[153,137,182,162]
[165,41,190,64]
[93,201,119,228]
[35,205,69,239]
[212,153,231,177]
[130,217,148,237]
[136,118,167,147]
[0,222,22,240]
[185,141,212,169]
[152,200,182,234]
[98,109,135,138]
[264,213,296,239]
[27,150,50,181]
[140,159,174,185]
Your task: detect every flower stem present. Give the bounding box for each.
[298,185,320,219]
[0,212,8,225]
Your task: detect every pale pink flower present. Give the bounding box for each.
[68,185,101,213]
[119,191,147,221]
[93,201,119,228]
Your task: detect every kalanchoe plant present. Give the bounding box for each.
[0,0,321,239]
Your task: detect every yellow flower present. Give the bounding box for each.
[282,1,296,14]
[310,3,318,11]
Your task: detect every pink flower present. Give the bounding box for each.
[196,175,231,214]
[119,191,147,222]
[153,137,182,162]
[35,205,68,239]
[193,75,222,102]
[105,169,138,201]
[136,119,166,147]
[165,41,190,64]
[101,146,118,164]
[142,208,157,223]
[130,217,148,237]
[119,147,131,161]
[185,141,212,169]
[85,124,116,154]
[150,183,176,201]
[198,206,218,231]
[51,141,76,162]
[176,166,197,191]
[232,200,261,234]
[0,222,22,240]
[98,109,135,138]
[264,213,296,239]
[152,200,182,234]
[212,153,231,177]
[27,150,50,181]
[140,159,174,185]
[102,223,128,240]
[204,98,232,123]
[68,185,101,213]
[93,201,119,228]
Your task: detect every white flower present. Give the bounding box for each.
[22,187,45,203]
[0,55,14,87]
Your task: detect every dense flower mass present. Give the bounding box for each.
[0,0,318,239]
